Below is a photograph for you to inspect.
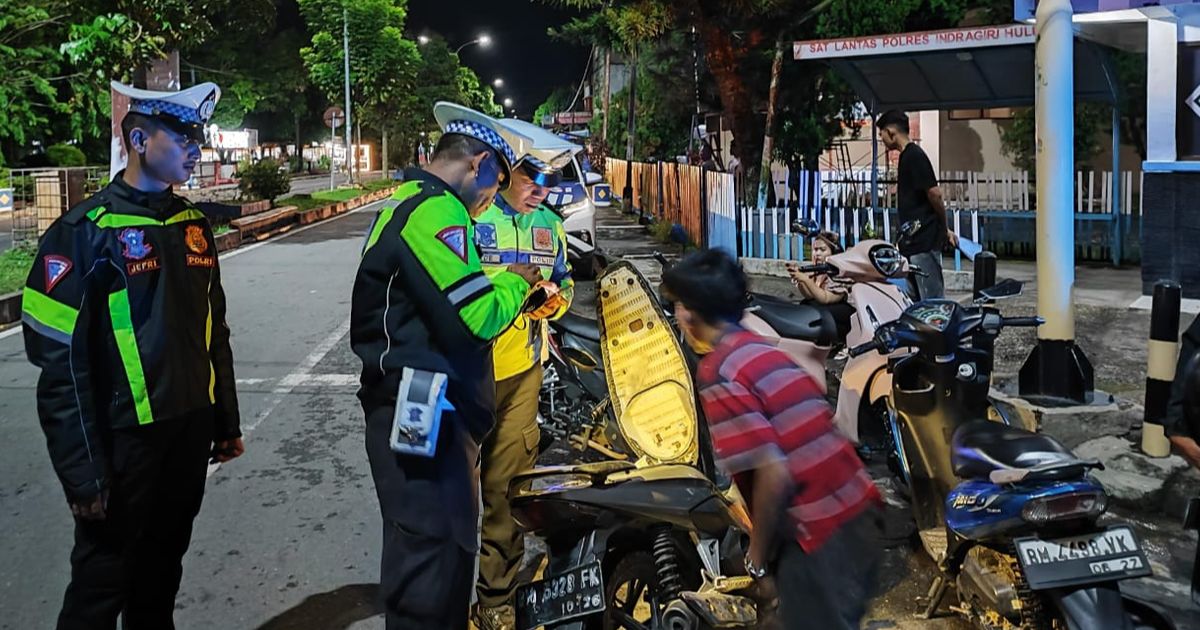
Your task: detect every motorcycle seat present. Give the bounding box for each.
[746,294,837,346]
[951,420,1090,480]
[553,311,601,343]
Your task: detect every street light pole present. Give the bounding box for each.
[343,7,354,185]
[455,35,491,55]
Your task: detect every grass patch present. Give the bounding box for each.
[648,220,673,243]
[0,245,36,295]
[362,178,396,192]
[213,224,231,236]
[312,187,366,202]
[277,194,330,213]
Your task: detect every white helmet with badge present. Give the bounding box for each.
[433,102,518,191]
[495,118,582,188]
[112,81,221,144]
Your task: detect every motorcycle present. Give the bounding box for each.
[850,281,1175,629]
[786,231,914,458]
[537,252,837,463]
[511,261,761,630]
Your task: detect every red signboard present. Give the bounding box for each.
[794,24,1036,60]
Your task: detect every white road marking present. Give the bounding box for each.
[0,199,385,344]
[206,314,352,479]
[278,373,360,388]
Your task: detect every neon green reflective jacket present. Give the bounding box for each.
[21,175,239,501]
[475,196,574,382]
[351,169,531,441]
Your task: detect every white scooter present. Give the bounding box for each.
[791,232,914,450]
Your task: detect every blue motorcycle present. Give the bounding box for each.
[850,281,1175,629]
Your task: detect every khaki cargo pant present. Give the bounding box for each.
[476,364,543,608]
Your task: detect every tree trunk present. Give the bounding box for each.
[603,48,612,143]
[693,18,757,180]
[756,36,786,211]
[382,128,389,177]
[295,114,303,173]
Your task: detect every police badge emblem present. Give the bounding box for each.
[118,228,153,260]
[185,225,209,254]
[532,227,553,252]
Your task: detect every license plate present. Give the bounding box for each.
[1015,526,1152,590]
[515,561,605,630]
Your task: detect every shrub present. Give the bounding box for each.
[46,144,87,167]
[238,158,290,203]
[316,155,332,171]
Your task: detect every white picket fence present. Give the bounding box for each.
[747,168,1141,266]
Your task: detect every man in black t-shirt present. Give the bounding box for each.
[877,110,957,299]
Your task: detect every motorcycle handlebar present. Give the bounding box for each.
[795,263,833,274]
[848,340,879,358]
[1002,316,1044,328]
[653,252,670,268]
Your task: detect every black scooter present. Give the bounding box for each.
[511,262,761,630]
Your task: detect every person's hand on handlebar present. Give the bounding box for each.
[946,228,960,249]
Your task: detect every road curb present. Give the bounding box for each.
[0,290,20,326]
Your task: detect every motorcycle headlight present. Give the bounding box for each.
[869,244,904,278]
[1021,490,1108,524]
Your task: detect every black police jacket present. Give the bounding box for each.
[21,174,239,501]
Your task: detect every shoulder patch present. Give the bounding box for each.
[436,226,468,263]
[532,226,553,252]
[44,255,73,292]
[475,223,498,249]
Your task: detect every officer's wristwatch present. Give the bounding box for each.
[744,555,768,579]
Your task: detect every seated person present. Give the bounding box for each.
[787,231,854,340]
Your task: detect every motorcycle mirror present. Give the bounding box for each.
[562,347,598,372]
[978,278,1023,301]
[791,219,819,236]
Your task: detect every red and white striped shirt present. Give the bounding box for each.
[697,327,880,552]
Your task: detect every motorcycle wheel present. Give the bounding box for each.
[601,551,664,630]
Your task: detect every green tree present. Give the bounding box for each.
[299,0,423,176]
[534,87,575,126]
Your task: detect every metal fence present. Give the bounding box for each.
[1,167,107,250]
[606,157,737,250]
[747,168,1141,267]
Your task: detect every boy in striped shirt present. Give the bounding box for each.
[662,249,883,629]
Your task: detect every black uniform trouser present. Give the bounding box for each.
[364,402,482,630]
[57,407,214,630]
[774,507,883,630]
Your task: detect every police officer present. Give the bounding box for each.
[350,102,542,629]
[472,120,578,629]
[21,80,242,629]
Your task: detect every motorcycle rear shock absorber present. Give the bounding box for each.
[653,525,684,600]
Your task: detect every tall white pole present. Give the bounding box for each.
[1035,0,1075,342]
[1020,0,1093,403]
[343,7,354,185]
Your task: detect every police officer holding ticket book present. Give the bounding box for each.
[350,101,541,629]
[21,80,244,629]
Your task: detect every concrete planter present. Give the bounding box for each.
[0,290,21,326]
[238,200,272,217]
[215,230,242,252]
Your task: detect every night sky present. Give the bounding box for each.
[405,0,587,118]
